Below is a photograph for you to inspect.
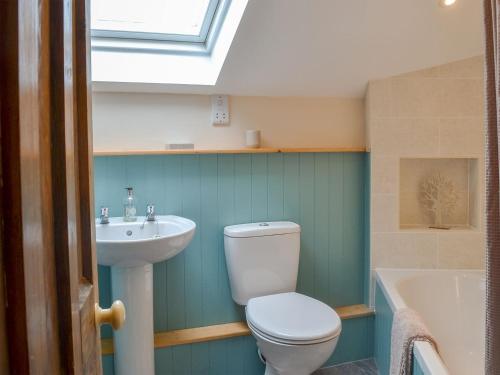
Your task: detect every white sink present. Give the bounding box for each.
[96,215,196,267]
[95,215,196,375]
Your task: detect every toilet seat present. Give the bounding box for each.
[246,292,341,345]
[247,320,338,345]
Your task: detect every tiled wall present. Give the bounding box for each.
[366,56,485,273]
[94,152,372,373]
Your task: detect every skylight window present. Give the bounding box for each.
[90,0,248,88]
[91,0,220,43]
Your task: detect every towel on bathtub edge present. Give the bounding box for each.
[390,307,439,375]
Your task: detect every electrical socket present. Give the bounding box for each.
[211,95,230,125]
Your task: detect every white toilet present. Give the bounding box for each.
[224,222,342,375]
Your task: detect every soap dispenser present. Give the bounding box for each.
[123,187,137,222]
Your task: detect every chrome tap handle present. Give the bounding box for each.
[100,207,110,224]
[146,204,155,221]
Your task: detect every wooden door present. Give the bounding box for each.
[0,0,114,373]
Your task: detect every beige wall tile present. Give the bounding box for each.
[367,80,393,118]
[372,194,398,232]
[437,232,485,268]
[438,79,483,117]
[371,156,398,194]
[390,78,442,117]
[372,233,438,268]
[371,118,440,156]
[439,118,484,156]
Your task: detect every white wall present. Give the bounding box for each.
[91,93,365,152]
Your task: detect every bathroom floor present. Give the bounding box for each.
[314,358,378,375]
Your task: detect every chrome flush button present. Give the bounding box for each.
[259,223,269,226]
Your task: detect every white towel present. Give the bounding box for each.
[390,308,438,375]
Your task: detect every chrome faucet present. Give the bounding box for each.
[146,204,156,221]
[140,204,156,230]
[100,207,110,224]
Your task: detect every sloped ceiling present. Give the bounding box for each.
[215,0,483,97]
[96,0,483,97]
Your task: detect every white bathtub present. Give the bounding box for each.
[375,269,485,375]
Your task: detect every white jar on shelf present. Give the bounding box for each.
[245,129,261,148]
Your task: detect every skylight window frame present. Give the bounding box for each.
[91,0,221,44]
[90,0,248,89]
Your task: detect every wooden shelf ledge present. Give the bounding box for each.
[101,304,373,355]
[336,304,374,320]
[93,147,366,156]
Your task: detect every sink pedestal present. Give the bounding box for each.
[111,264,155,375]
[96,216,196,374]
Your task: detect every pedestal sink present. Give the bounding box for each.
[96,216,196,375]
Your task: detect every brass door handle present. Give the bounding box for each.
[95,300,126,330]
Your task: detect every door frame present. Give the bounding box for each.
[0,0,101,373]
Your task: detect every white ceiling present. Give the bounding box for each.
[96,0,484,98]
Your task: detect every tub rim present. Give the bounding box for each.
[374,268,483,375]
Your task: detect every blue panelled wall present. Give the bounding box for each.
[94,152,373,374]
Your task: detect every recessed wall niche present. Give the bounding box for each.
[400,158,479,230]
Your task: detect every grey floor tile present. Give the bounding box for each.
[314,358,378,375]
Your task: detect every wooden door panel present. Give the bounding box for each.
[0,0,62,373]
[0,0,102,373]
[80,284,99,374]
[74,0,103,372]
[50,0,84,369]
[75,0,99,284]
[50,0,102,373]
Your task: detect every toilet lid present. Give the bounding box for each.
[246,292,341,343]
